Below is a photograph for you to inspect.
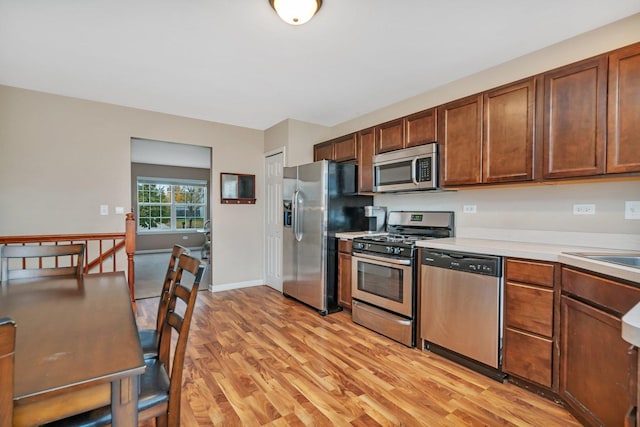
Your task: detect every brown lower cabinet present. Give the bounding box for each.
[337,239,353,310]
[503,259,557,390]
[560,267,640,427]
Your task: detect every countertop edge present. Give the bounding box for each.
[623,304,640,347]
[415,238,640,284]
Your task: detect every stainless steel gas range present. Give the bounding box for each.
[351,211,454,347]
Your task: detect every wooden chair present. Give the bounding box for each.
[0,243,85,282]
[138,244,189,359]
[45,253,206,427]
[0,317,16,427]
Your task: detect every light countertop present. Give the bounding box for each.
[416,237,640,284]
[623,305,640,347]
[335,231,387,239]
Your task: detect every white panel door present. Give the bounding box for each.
[264,151,284,291]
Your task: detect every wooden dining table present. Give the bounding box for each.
[0,271,145,426]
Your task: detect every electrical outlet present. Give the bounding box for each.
[114,206,125,214]
[100,205,109,216]
[625,201,640,220]
[573,204,595,215]
[463,205,477,214]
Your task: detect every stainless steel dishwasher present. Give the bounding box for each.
[420,249,504,381]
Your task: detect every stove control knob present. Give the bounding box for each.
[393,247,402,255]
[386,246,394,254]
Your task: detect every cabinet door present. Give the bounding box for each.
[504,328,553,388]
[608,42,640,174]
[438,94,483,186]
[560,295,636,427]
[358,128,375,193]
[375,118,405,154]
[338,251,352,310]
[333,134,357,162]
[405,108,437,148]
[314,143,334,161]
[542,56,607,179]
[483,79,535,183]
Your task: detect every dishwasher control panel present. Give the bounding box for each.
[421,250,502,277]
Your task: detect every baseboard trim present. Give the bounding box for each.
[208,280,262,293]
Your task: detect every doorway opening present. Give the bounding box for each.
[131,138,212,299]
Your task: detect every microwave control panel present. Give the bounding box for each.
[416,157,432,182]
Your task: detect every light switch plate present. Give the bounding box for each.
[625,201,640,220]
[100,205,109,216]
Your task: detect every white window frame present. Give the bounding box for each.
[137,177,208,233]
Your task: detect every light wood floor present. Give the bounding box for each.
[136,285,581,426]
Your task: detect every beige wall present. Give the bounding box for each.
[0,85,265,288]
[330,13,640,137]
[264,118,329,167]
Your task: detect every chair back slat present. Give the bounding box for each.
[1,243,85,282]
[155,245,189,334]
[0,317,16,427]
[158,253,205,426]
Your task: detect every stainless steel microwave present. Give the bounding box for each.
[372,143,439,192]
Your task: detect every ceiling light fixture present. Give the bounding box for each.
[269,0,323,26]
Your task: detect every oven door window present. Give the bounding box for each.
[356,262,403,302]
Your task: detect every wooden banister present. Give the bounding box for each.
[125,212,136,305]
[0,214,137,305]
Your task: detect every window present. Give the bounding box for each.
[137,178,207,232]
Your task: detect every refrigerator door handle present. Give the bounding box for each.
[292,190,302,242]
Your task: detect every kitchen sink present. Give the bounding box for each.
[567,253,640,269]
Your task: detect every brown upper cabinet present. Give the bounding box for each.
[405,108,437,148]
[483,78,536,183]
[313,133,357,162]
[439,79,536,187]
[542,55,607,179]
[313,42,640,189]
[375,118,404,154]
[607,42,640,174]
[333,133,358,162]
[438,94,483,186]
[358,127,375,193]
[313,141,334,162]
[375,109,437,155]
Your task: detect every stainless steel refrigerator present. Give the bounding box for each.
[283,160,372,314]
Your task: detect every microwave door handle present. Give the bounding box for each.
[411,158,419,185]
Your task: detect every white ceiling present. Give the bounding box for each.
[1,1,639,131]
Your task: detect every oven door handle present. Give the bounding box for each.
[353,252,412,266]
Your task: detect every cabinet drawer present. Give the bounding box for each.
[504,328,553,387]
[505,282,554,337]
[338,239,352,253]
[562,267,640,316]
[506,259,554,288]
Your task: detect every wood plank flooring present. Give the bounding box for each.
[136,285,581,426]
